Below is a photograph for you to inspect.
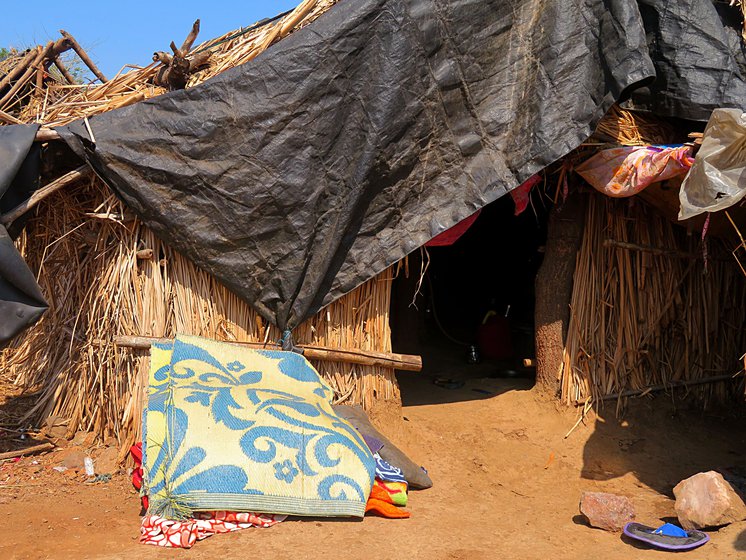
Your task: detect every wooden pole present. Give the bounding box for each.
[34,127,61,142]
[0,46,48,109]
[59,30,108,83]
[572,373,743,406]
[0,48,39,92]
[0,165,92,227]
[535,190,586,395]
[0,38,67,109]
[0,108,23,125]
[52,56,77,85]
[113,335,423,372]
[0,442,54,461]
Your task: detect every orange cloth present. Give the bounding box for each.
[365,483,411,518]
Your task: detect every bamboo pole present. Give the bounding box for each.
[0,166,92,227]
[113,334,423,372]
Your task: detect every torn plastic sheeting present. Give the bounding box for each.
[576,145,694,198]
[0,124,48,347]
[679,109,746,220]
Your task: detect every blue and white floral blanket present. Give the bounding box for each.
[142,335,375,518]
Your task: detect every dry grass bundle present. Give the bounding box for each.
[2,177,398,457]
[14,0,337,126]
[590,104,678,146]
[559,193,746,408]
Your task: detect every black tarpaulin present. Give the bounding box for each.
[0,124,47,346]
[59,0,656,331]
[626,0,746,121]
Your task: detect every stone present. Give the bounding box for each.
[579,491,635,532]
[674,471,746,530]
[93,446,119,475]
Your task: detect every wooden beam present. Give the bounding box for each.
[572,373,743,406]
[59,30,108,83]
[113,335,423,372]
[0,165,92,227]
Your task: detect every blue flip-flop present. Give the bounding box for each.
[623,522,709,551]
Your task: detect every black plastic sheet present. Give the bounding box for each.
[0,124,47,346]
[59,0,656,330]
[626,0,746,121]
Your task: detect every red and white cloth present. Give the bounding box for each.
[130,444,284,548]
[141,511,286,548]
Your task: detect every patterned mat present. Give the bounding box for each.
[143,335,375,518]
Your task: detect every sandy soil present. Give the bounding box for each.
[1,371,745,559]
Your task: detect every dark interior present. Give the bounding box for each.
[390,192,550,388]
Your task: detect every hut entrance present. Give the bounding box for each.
[390,194,549,396]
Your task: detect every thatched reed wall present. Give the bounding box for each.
[1,177,398,455]
[559,193,746,408]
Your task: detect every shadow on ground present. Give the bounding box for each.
[736,529,746,551]
[580,396,746,498]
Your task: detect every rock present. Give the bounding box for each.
[93,446,119,474]
[674,471,746,530]
[579,492,635,532]
[57,447,86,471]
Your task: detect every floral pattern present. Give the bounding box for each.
[273,460,299,483]
[143,335,375,518]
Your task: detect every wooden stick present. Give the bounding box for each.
[180,20,201,53]
[0,38,68,109]
[603,239,698,259]
[113,335,423,372]
[34,127,61,142]
[0,442,54,461]
[59,30,108,83]
[0,48,39,92]
[52,56,77,85]
[0,108,23,125]
[0,165,92,227]
[572,373,742,406]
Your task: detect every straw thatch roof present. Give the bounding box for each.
[0,0,336,127]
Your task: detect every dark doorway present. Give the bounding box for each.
[390,193,549,402]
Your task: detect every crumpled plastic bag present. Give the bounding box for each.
[576,145,694,197]
[679,109,746,220]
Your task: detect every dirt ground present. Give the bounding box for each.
[1,370,745,559]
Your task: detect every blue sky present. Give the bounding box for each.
[1,1,300,80]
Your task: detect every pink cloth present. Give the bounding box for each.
[140,511,285,548]
[576,145,694,197]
